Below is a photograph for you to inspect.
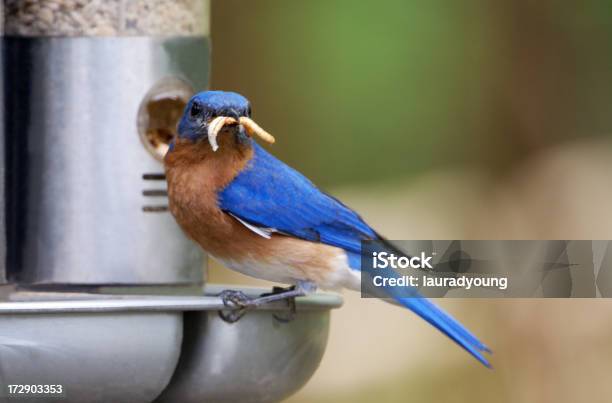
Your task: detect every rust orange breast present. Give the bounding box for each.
[164,137,256,258]
[164,136,347,287]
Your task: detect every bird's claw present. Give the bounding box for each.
[262,286,297,323]
[219,289,251,309]
[218,290,252,323]
[218,308,246,323]
[272,299,296,322]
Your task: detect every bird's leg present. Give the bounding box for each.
[251,281,317,306]
[217,281,317,323]
[255,281,317,322]
[218,289,251,323]
[261,286,299,323]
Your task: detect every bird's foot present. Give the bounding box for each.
[218,289,251,323]
[217,281,316,324]
[219,289,252,308]
[261,286,297,323]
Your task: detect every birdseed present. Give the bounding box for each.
[3,0,209,37]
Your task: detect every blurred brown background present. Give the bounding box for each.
[208,1,612,402]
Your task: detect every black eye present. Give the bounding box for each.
[247,105,252,117]
[190,102,203,118]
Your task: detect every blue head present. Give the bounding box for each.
[174,90,275,152]
[178,91,251,141]
[173,91,275,153]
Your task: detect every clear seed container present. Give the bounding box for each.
[4,0,209,37]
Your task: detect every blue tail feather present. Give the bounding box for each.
[364,242,492,366]
[396,296,492,367]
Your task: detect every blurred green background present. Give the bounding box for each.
[211,0,612,187]
[208,1,612,403]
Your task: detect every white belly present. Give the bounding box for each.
[211,252,362,291]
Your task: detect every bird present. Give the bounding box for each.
[164,90,491,367]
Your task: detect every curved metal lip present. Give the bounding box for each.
[0,286,344,314]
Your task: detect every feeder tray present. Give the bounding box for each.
[0,286,342,403]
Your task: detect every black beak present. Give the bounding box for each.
[228,109,241,120]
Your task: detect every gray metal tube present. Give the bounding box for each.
[0,1,5,283]
[4,36,209,285]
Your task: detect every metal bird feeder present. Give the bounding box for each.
[1,2,341,402]
[3,0,209,285]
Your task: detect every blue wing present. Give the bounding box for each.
[219,142,378,267]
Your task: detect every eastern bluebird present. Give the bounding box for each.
[165,90,491,367]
